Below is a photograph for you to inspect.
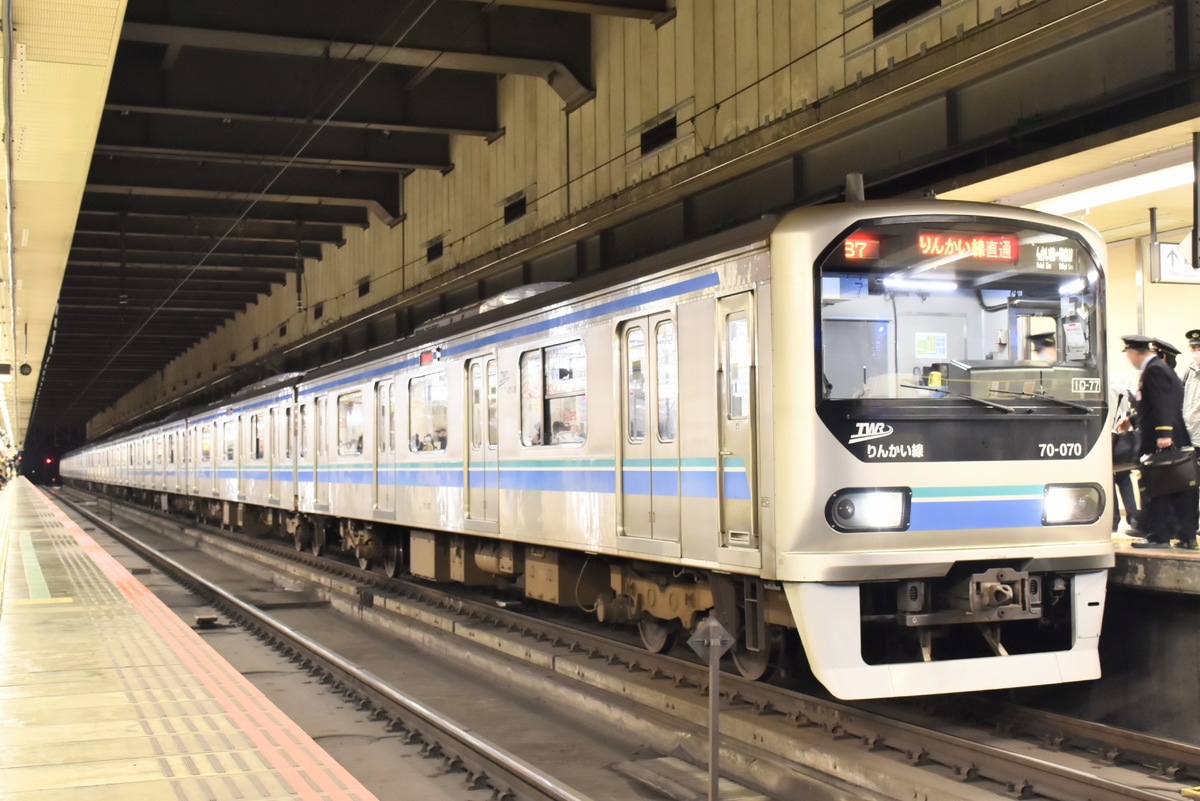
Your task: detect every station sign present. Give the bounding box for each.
[1156,242,1200,284]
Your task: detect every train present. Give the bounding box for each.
[62,198,1116,699]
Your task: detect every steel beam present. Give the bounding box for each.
[65,265,288,285]
[454,0,671,20]
[70,249,301,270]
[95,110,450,172]
[71,232,323,261]
[79,194,371,227]
[109,45,499,138]
[75,212,344,245]
[86,154,403,223]
[121,21,590,108]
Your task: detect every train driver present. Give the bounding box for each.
[1028,332,1057,362]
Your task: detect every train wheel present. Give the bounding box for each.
[638,616,678,654]
[310,524,325,557]
[732,627,782,681]
[379,538,400,578]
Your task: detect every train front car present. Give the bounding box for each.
[771,201,1114,699]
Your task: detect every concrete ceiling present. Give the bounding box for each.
[941,121,1200,245]
[17,0,674,449]
[0,0,128,456]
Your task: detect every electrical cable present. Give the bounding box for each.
[57,0,443,421]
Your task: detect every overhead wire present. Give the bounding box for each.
[57,0,445,422]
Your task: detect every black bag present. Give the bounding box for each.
[1140,447,1200,497]
[1112,431,1138,471]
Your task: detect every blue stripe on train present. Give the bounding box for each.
[908,498,1043,531]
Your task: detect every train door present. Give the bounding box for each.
[375,380,395,513]
[717,293,758,551]
[314,396,329,509]
[618,315,680,546]
[465,358,499,527]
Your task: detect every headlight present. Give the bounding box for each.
[826,488,911,532]
[1043,484,1103,525]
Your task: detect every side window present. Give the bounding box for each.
[470,363,483,450]
[299,404,308,458]
[285,407,293,459]
[223,421,235,461]
[727,312,750,419]
[251,414,264,460]
[409,374,447,452]
[520,350,543,446]
[487,360,498,448]
[338,392,364,455]
[656,321,678,442]
[201,425,212,463]
[168,434,175,465]
[626,327,646,442]
[522,341,587,446]
[376,381,393,455]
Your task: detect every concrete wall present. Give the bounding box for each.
[1106,233,1200,394]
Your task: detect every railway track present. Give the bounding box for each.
[58,488,1197,801]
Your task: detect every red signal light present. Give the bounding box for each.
[45,457,52,465]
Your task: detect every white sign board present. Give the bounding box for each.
[1156,243,1200,284]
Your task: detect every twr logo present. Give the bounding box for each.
[848,422,894,444]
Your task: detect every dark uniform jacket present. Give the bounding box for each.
[1137,355,1191,456]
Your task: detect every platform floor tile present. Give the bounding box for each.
[0,480,379,801]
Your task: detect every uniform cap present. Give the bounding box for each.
[1121,333,1154,351]
[1152,337,1181,356]
[1027,332,1055,349]
[1187,329,1200,346]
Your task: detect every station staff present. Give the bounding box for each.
[1183,329,1200,446]
[1122,334,1197,549]
[1152,337,1181,370]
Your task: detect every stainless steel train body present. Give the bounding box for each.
[62,200,1115,699]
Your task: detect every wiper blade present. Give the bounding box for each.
[900,384,1025,414]
[987,387,1093,412]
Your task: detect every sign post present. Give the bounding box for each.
[688,615,735,801]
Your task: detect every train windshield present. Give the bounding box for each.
[817,218,1103,404]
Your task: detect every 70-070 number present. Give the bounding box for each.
[1039,442,1083,458]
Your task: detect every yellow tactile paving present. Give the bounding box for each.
[0,479,379,801]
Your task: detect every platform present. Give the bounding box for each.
[0,478,379,801]
[1110,526,1200,595]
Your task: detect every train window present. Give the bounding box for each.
[376,383,391,455]
[409,374,447,452]
[285,408,293,458]
[337,392,365,455]
[487,360,498,448]
[168,435,175,465]
[299,404,308,458]
[727,313,751,419]
[656,321,678,442]
[155,438,163,465]
[251,414,264,460]
[470,363,484,451]
[627,327,647,442]
[201,426,212,463]
[816,219,1104,402]
[520,351,543,445]
[521,341,587,446]
[223,421,235,461]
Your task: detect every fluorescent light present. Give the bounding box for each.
[1027,163,1194,215]
[1060,278,1086,294]
[883,278,958,292]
